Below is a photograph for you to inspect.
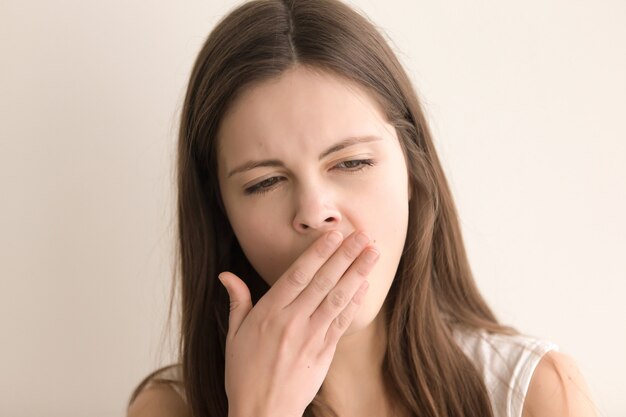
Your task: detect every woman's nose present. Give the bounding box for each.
[292,187,342,233]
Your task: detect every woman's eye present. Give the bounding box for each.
[243,160,375,196]
[244,176,284,195]
[334,159,376,171]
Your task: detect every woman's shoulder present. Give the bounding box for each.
[451,326,560,417]
[522,350,598,417]
[127,364,188,417]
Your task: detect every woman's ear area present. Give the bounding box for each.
[522,351,598,417]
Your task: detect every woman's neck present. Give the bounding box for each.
[319,312,395,417]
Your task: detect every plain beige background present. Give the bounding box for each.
[1,0,624,416]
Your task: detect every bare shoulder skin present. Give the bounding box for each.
[522,351,598,417]
[127,384,191,417]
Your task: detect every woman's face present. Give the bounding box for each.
[217,66,410,332]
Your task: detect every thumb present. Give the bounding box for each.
[218,271,253,337]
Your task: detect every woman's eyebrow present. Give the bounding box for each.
[227,135,382,178]
[318,135,382,159]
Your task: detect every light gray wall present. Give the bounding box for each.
[1,1,623,416]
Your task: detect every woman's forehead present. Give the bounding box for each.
[216,66,393,163]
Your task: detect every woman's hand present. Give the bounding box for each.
[218,230,379,417]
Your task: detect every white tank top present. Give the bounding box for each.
[452,328,559,417]
[145,329,557,417]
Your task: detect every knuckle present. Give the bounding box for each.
[257,309,282,334]
[277,330,291,351]
[328,290,348,308]
[228,299,241,312]
[312,275,334,293]
[282,319,299,338]
[354,263,370,278]
[287,267,308,287]
[334,312,350,329]
[258,316,272,334]
[279,318,310,352]
[341,245,359,261]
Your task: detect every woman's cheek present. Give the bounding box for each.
[232,208,295,285]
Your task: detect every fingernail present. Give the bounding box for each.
[218,274,227,288]
[326,231,343,246]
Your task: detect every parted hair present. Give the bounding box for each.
[132,1,517,416]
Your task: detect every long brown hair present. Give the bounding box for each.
[167,0,515,416]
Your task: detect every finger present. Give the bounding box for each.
[310,245,379,328]
[324,280,370,347]
[218,272,253,341]
[263,231,343,309]
[289,231,372,314]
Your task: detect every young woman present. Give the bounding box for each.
[127,1,597,416]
